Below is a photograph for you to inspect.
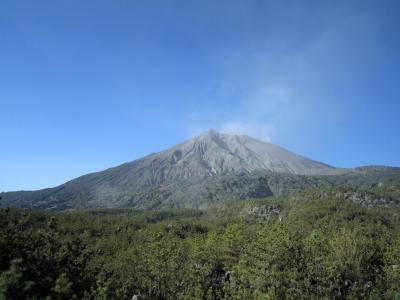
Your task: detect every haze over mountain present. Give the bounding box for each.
[1,131,399,211]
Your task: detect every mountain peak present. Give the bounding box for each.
[196,130,258,142]
[0,132,340,211]
[196,129,221,139]
[156,131,335,180]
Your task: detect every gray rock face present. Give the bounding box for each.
[123,130,336,185]
[1,130,398,211]
[246,204,282,218]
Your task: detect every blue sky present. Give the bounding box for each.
[1,0,399,191]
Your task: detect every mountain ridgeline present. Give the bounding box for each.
[1,130,400,211]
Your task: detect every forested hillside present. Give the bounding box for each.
[1,186,400,299]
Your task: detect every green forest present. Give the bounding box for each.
[1,188,400,299]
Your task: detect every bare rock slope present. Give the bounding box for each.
[124,129,337,183]
[1,131,398,210]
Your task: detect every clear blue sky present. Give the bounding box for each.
[1,0,399,191]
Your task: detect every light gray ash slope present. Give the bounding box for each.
[3,130,393,211]
[125,129,336,182]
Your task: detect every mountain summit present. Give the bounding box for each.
[0,131,357,210]
[137,130,335,182]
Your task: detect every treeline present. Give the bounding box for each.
[1,196,400,299]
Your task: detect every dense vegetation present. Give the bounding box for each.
[1,188,400,299]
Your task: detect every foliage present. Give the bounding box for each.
[1,192,400,299]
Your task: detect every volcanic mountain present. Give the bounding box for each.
[1,130,398,211]
[124,129,337,182]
